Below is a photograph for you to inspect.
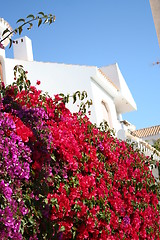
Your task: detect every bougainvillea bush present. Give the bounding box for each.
[0,66,160,240]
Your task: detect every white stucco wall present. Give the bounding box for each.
[1,42,136,131]
[0,48,5,58]
[142,133,160,145]
[100,64,137,113]
[3,57,98,123]
[101,64,121,89]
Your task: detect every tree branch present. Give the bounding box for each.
[0,12,56,48]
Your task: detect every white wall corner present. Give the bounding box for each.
[0,55,7,85]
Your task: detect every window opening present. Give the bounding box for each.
[101,101,113,128]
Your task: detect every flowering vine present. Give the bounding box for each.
[0,67,159,239]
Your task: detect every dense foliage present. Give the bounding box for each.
[0,67,160,239]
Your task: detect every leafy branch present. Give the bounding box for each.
[0,12,56,48]
[59,91,93,115]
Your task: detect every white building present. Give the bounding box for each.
[0,18,159,179]
[118,121,160,179]
[0,18,137,137]
[133,125,160,146]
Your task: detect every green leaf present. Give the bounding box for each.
[38,18,42,27]
[73,94,77,104]
[14,28,18,34]
[43,18,49,24]
[16,18,25,23]
[50,198,57,205]
[44,198,48,204]
[38,12,45,16]
[18,26,23,35]
[27,14,35,19]
[19,84,23,91]
[49,18,53,24]
[75,91,80,99]
[66,94,70,103]
[2,28,10,36]
[51,154,56,161]
[27,23,33,30]
[9,39,12,48]
[60,226,65,232]
[72,231,76,239]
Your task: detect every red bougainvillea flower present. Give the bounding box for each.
[36,80,41,85]
[12,116,33,142]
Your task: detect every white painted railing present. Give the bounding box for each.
[126,131,160,159]
[125,130,160,180]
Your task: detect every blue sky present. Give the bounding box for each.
[1,0,160,129]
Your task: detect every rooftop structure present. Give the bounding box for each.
[134,125,160,138]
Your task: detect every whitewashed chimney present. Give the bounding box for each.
[13,36,33,61]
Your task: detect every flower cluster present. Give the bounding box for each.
[0,111,31,239]
[0,71,159,239]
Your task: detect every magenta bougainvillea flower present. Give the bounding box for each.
[0,42,4,49]
[0,69,159,239]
